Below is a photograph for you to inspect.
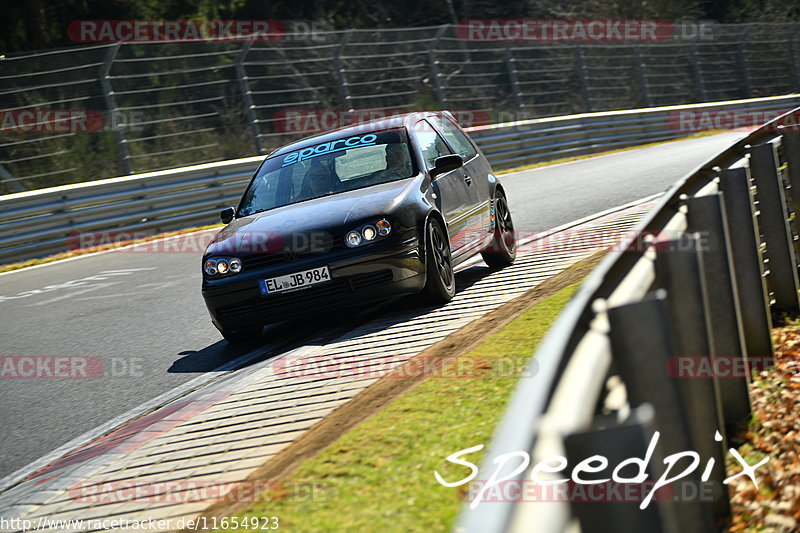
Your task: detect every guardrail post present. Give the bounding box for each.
[718,167,775,363]
[690,40,707,102]
[749,141,800,313]
[0,163,26,193]
[736,42,753,99]
[573,44,592,112]
[781,128,800,217]
[427,26,448,109]
[333,30,354,111]
[504,46,525,120]
[235,39,264,155]
[607,293,715,533]
[634,45,652,107]
[563,405,668,533]
[788,27,800,92]
[686,193,752,425]
[100,42,133,175]
[653,236,731,524]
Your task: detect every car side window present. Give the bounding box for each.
[433,116,478,161]
[414,120,452,169]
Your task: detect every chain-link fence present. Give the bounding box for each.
[1,22,799,194]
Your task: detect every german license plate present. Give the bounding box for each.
[259,266,331,294]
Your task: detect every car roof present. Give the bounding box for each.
[267,111,445,158]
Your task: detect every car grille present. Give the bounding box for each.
[240,234,344,271]
[350,270,393,289]
[216,270,394,323]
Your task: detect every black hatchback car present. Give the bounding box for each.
[202,111,515,342]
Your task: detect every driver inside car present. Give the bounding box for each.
[301,162,340,199]
[367,143,413,184]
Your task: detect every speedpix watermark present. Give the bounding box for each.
[436,430,767,510]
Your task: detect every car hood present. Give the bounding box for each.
[205,177,419,255]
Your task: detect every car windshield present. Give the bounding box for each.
[237,128,415,217]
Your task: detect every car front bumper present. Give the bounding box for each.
[201,236,425,332]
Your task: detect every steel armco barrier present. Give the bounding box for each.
[1,94,799,265]
[455,107,800,532]
[0,157,263,263]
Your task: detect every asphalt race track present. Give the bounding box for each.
[0,131,745,479]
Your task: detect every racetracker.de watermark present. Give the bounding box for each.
[69,480,332,504]
[455,19,714,42]
[0,356,143,378]
[68,20,327,42]
[0,109,146,133]
[272,109,492,133]
[666,356,774,379]
[69,228,706,256]
[271,353,536,380]
[69,229,306,254]
[668,108,800,133]
[473,228,706,255]
[463,479,683,503]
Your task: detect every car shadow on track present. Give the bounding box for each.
[167,264,497,374]
[168,342,256,373]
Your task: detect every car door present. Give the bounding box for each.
[431,115,491,249]
[412,119,472,256]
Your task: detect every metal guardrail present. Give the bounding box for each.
[471,93,800,169]
[0,157,262,263]
[0,95,800,263]
[1,94,800,265]
[456,106,800,532]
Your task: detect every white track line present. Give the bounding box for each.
[0,339,277,494]
[0,227,219,277]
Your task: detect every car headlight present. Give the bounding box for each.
[344,219,393,248]
[346,231,362,247]
[204,256,242,277]
[376,219,391,236]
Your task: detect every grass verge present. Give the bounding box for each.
[203,257,599,533]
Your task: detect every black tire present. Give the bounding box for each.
[481,191,516,268]
[220,326,263,344]
[421,218,456,304]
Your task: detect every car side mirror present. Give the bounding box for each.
[430,154,463,178]
[220,207,235,224]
